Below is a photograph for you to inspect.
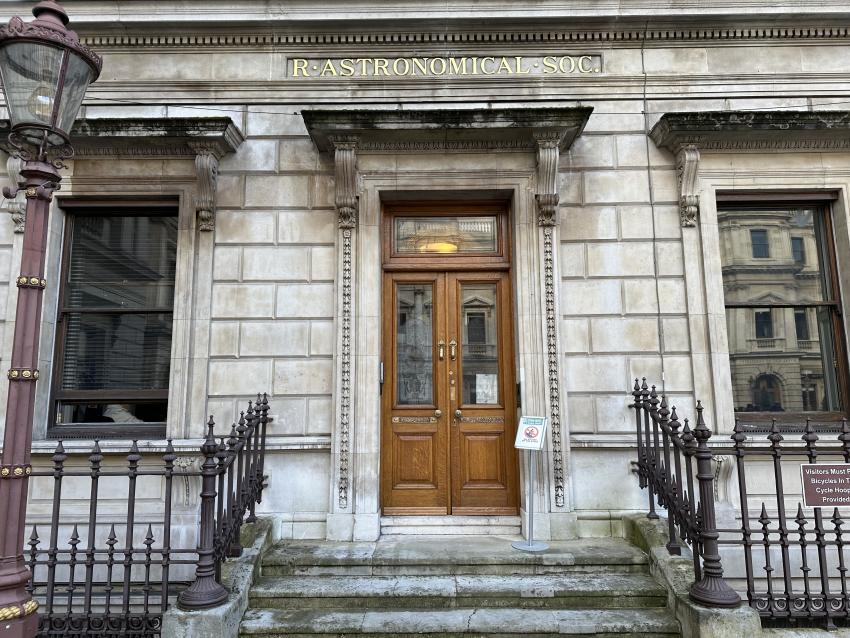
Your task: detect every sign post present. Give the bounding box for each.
[512,416,549,553]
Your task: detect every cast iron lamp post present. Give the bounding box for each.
[0,2,100,635]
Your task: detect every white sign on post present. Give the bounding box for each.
[515,416,547,450]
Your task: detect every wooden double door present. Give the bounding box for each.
[380,270,519,515]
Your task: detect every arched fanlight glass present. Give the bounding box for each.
[0,1,101,157]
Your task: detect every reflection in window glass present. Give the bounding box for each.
[461,284,499,405]
[750,229,770,258]
[754,310,773,339]
[395,216,498,254]
[792,236,806,264]
[396,284,433,405]
[719,207,843,415]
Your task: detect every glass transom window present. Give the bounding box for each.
[394,216,498,255]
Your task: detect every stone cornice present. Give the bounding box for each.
[0,117,243,158]
[0,117,243,232]
[650,110,850,228]
[303,107,593,154]
[650,111,850,154]
[72,26,850,49]
[4,1,850,32]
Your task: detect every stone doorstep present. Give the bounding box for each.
[261,536,651,570]
[247,573,667,609]
[239,607,681,636]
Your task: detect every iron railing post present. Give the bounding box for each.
[688,402,741,608]
[177,417,228,610]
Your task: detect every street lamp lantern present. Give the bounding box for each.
[0,0,101,160]
[0,3,99,637]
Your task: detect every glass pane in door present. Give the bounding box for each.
[396,283,434,405]
[461,284,499,405]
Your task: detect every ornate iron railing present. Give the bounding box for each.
[631,378,850,629]
[25,394,269,637]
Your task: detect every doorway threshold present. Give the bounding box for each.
[380,515,521,536]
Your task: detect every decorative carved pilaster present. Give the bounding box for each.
[5,156,25,233]
[329,135,358,510]
[534,130,566,508]
[676,144,700,227]
[191,146,222,232]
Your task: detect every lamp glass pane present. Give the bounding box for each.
[55,52,95,135]
[0,41,64,128]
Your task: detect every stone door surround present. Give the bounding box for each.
[303,107,592,540]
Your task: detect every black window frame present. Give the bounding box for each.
[48,199,179,439]
[718,196,850,421]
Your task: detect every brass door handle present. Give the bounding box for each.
[437,340,446,361]
[449,339,457,361]
[435,409,442,418]
[455,409,463,419]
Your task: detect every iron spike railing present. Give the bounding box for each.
[24,394,270,637]
[630,378,741,608]
[631,378,850,628]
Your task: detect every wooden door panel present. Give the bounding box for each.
[448,272,518,514]
[381,273,449,514]
[393,427,439,487]
[460,429,506,486]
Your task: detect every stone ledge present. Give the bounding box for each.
[650,111,850,153]
[623,513,763,638]
[161,518,273,638]
[303,107,593,154]
[0,117,244,158]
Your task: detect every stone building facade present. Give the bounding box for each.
[1,0,850,544]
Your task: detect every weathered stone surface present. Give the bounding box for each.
[212,284,276,318]
[216,211,276,244]
[278,211,336,244]
[584,170,651,204]
[245,175,312,208]
[561,280,622,315]
[273,359,333,394]
[243,246,310,281]
[276,283,335,318]
[240,321,310,356]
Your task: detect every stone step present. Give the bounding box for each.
[239,607,681,637]
[261,537,650,577]
[380,516,522,536]
[249,573,667,610]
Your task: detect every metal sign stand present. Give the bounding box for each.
[512,448,549,552]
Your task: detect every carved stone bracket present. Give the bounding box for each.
[651,111,850,227]
[330,135,359,229]
[5,156,25,233]
[330,135,358,510]
[189,144,222,231]
[534,129,563,227]
[676,144,701,227]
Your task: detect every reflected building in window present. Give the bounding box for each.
[719,207,843,416]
